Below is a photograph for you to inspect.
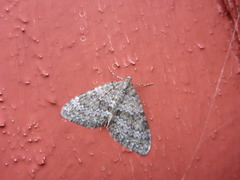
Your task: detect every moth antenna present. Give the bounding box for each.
[107,67,154,86]
[132,82,154,86]
[107,67,124,80]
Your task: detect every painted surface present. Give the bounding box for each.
[0,0,240,180]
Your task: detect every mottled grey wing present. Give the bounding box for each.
[107,85,151,155]
[61,81,123,128]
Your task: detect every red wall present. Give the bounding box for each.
[0,0,240,179]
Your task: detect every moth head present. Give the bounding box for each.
[124,76,132,83]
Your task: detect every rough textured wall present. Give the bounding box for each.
[0,0,240,180]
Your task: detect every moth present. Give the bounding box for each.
[61,76,151,155]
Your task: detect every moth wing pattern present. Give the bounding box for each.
[61,80,123,128]
[107,85,151,155]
